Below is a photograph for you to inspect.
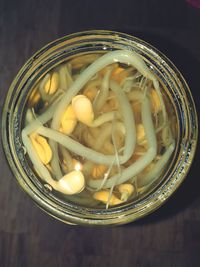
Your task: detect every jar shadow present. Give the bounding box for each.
[118,30,200,225]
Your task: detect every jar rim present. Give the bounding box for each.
[2,30,198,225]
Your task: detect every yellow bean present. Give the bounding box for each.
[93,190,123,205]
[72,95,94,125]
[117,183,134,201]
[72,159,83,171]
[151,89,161,113]
[92,164,107,179]
[28,87,41,107]
[44,72,59,95]
[60,105,77,134]
[55,170,85,195]
[30,133,52,165]
[111,67,129,84]
[136,124,145,143]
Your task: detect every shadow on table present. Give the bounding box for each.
[118,30,200,225]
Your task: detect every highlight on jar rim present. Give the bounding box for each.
[2,31,198,225]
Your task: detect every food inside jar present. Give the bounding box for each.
[22,50,176,209]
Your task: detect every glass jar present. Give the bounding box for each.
[2,30,198,226]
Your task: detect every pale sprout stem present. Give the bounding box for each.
[65,63,73,86]
[51,50,164,131]
[83,161,94,175]
[93,122,125,151]
[60,146,74,171]
[97,157,116,191]
[88,95,157,189]
[94,66,113,112]
[138,141,175,188]
[73,122,86,141]
[49,141,63,180]
[110,81,136,163]
[83,122,125,175]
[128,90,145,102]
[84,122,124,157]
[48,50,159,181]
[122,71,142,92]
[36,80,135,165]
[82,130,96,149]
[37,126,128,165]
[23,98,61,135]
[88,111,121,128]
[106,113,122,209]
[58,64,68,91]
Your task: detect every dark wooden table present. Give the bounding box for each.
[0,1,200,266]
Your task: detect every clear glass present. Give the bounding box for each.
[2,30,198,226]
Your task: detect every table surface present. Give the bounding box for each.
[0,1,200,266]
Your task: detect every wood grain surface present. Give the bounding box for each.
[0,0,200,266]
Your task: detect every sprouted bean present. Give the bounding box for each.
[22,50,176,208]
